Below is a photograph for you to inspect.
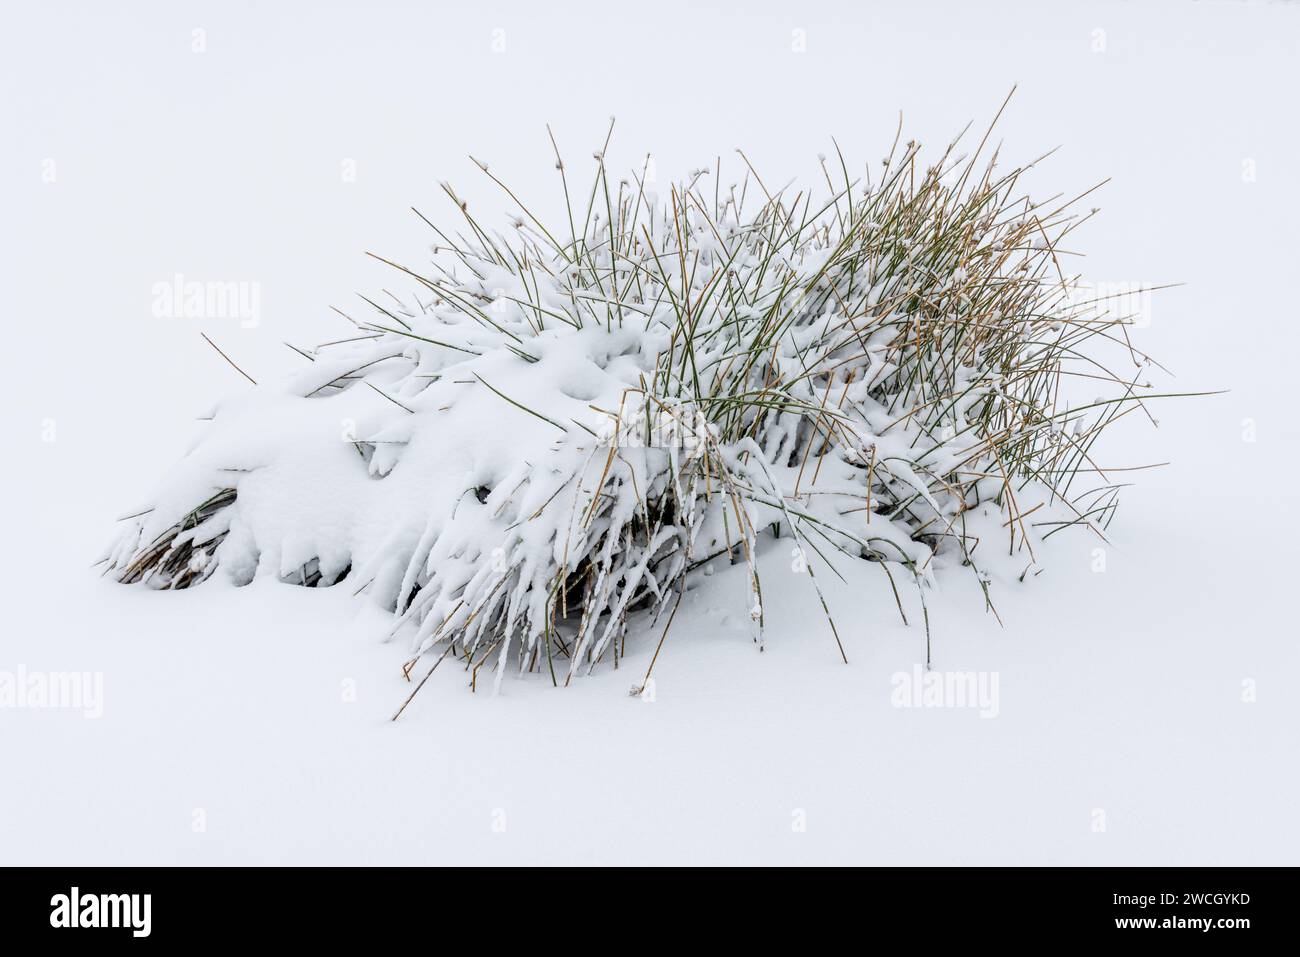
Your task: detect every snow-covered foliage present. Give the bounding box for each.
[105,123,1161,690]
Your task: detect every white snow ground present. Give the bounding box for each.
[2,0,1297,865]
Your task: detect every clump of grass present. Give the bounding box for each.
[106,101,1191,708]
[111,489,235,589]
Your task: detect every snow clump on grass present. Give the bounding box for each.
[104,114,1177,698]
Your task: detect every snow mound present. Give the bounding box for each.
[105,129,1159,689]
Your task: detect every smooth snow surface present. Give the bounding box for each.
[2,0,1297,864]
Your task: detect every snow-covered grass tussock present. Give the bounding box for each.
[104,116,1172,696]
